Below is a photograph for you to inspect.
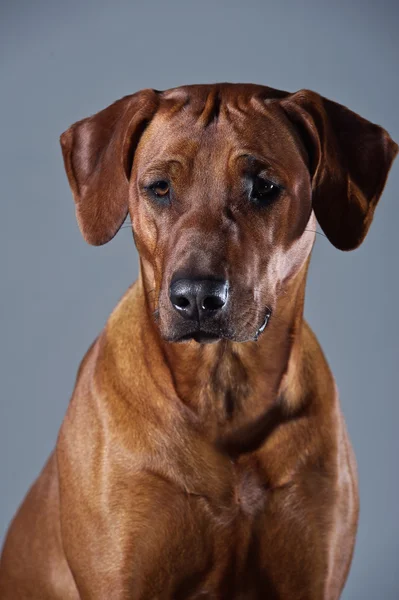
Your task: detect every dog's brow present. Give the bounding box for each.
[232,152,289,178]
[233,152,272,165]
[139,158,186,179]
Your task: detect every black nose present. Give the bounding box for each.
[169,279,229,320]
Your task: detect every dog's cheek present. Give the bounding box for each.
[280,217,316,286]
[129,203,161,263]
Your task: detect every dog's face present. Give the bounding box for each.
[131,88,314,342]
[61,84,397,344]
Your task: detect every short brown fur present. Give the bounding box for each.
[0,83,397,599]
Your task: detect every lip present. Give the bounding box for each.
[254,308,272,340]
[175,330,222,344]
[163,307,272,344]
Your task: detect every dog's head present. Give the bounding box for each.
[61,84,397,343]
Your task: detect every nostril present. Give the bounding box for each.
[170,278,228,319]
[174,295,190,309]
[202,295,226,311]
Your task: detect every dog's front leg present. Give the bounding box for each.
[59,469,219,600]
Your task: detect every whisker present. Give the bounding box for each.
[304,228,326,238]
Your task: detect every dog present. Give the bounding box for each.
[0,83,397,599]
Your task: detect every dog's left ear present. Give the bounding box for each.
[60,89,159,246]
[280,90,398,250]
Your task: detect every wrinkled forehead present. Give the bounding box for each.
[134,85,307,178]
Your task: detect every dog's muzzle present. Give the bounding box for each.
[167,278,228,343]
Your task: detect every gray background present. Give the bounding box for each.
[1,0,398,597]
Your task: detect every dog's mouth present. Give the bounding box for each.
[175,330,223,344]
[162,308,272,345]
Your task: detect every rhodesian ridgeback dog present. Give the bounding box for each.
[0,83,397,599]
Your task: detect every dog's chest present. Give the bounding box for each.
[175,458,275,598]
[230,456,268,517]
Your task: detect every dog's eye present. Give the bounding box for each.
[250,176,280,204]
[148,180,170,200]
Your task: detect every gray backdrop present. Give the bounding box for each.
[1,0,398,597]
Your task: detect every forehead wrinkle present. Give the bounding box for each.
[139,95,302,183]
[137,117,201,173]
[224,108,306,176]
[196,88,222,127]
[161,89,234,133]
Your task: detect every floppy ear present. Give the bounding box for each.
[60,89,159,245]
[280,90,398,250]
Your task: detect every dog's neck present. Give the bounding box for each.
[138,260,309,440]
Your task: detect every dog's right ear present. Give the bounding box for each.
[60,89,159,246]
[280,90,398,251]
